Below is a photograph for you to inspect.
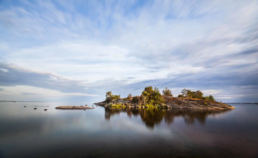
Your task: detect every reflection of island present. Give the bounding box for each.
[104,108,233,129]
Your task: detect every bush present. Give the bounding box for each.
[105,91,120,102]
[132,96,139,103]
[142,86,164,105]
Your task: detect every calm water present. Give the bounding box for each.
[0,102,258,158]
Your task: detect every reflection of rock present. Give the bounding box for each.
[104,107,233,128]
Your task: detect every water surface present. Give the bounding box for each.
[0,102,257,158]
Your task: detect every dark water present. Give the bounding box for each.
[0,102,258,158]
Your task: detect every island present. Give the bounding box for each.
[55,106,94,109]
[94,86,235,110]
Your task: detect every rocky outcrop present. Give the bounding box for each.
[94,98,235,110]
[55,106,94,109]
[166,99,235,110]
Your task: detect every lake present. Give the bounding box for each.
[0,102,258,158]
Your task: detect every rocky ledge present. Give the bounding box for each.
[94,98,235,110]
[166,99,235,110]
[55,106,94,109]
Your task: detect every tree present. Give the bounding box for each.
[140,94,146,105]
[105,91,120,102]
[106,91,112,102]
[191,91,197,98]
[112,95,120,101]
[209,95,215,102]
[203,95,215,102]
[186,90,192,98]
[203,96,209,100]
[142,86,164,105]
[178,94,183,98]
[181,89,187,97]
[132,96,139,103]
[142,86,154,103]
[196,90,203,99]
[162,87,173,99]
[106,91,112,98]
[127,93,132,101]
[153,88,164,105]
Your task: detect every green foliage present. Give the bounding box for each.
[181,89,187,97]
[132,96,139,103]
[111,103,126,109]
[178,94,183,98]
[112,95,120,100]
[127,93,132,100]
[203,95,215,101]
[209,95,215,101]
[145,103,156,109]
[142,86,164,106]
[105,91,120,102]
[180,89,203,99]
[186,90,192,98]
[180,89,193,98]
[163,87,172,96]
[106,91,112,98]
[162,87,173,100]
[196,90,203,99]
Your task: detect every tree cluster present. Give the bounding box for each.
[178,89,215,101]
[203,95,215,101]
[105,91,120,102]
[105,86,216,106]
[141,86,164,105]
[162,87,173,100]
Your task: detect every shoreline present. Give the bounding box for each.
[94,100,235,110]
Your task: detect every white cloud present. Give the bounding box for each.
[49,76,58,80]
[0,68,9,72]
[0,85,98,100]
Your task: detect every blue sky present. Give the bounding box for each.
[0,0,258,102]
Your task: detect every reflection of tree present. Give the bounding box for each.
[104,107,232,128]
[139,109,166,129]
[105,108,127,120]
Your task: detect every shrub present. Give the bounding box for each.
[132,96,139,103]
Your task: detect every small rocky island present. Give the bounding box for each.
[55,105,94,109]
[95,86,235,110]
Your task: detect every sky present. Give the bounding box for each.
[0,0,258,102]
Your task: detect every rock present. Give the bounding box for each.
[55,106,94,110]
